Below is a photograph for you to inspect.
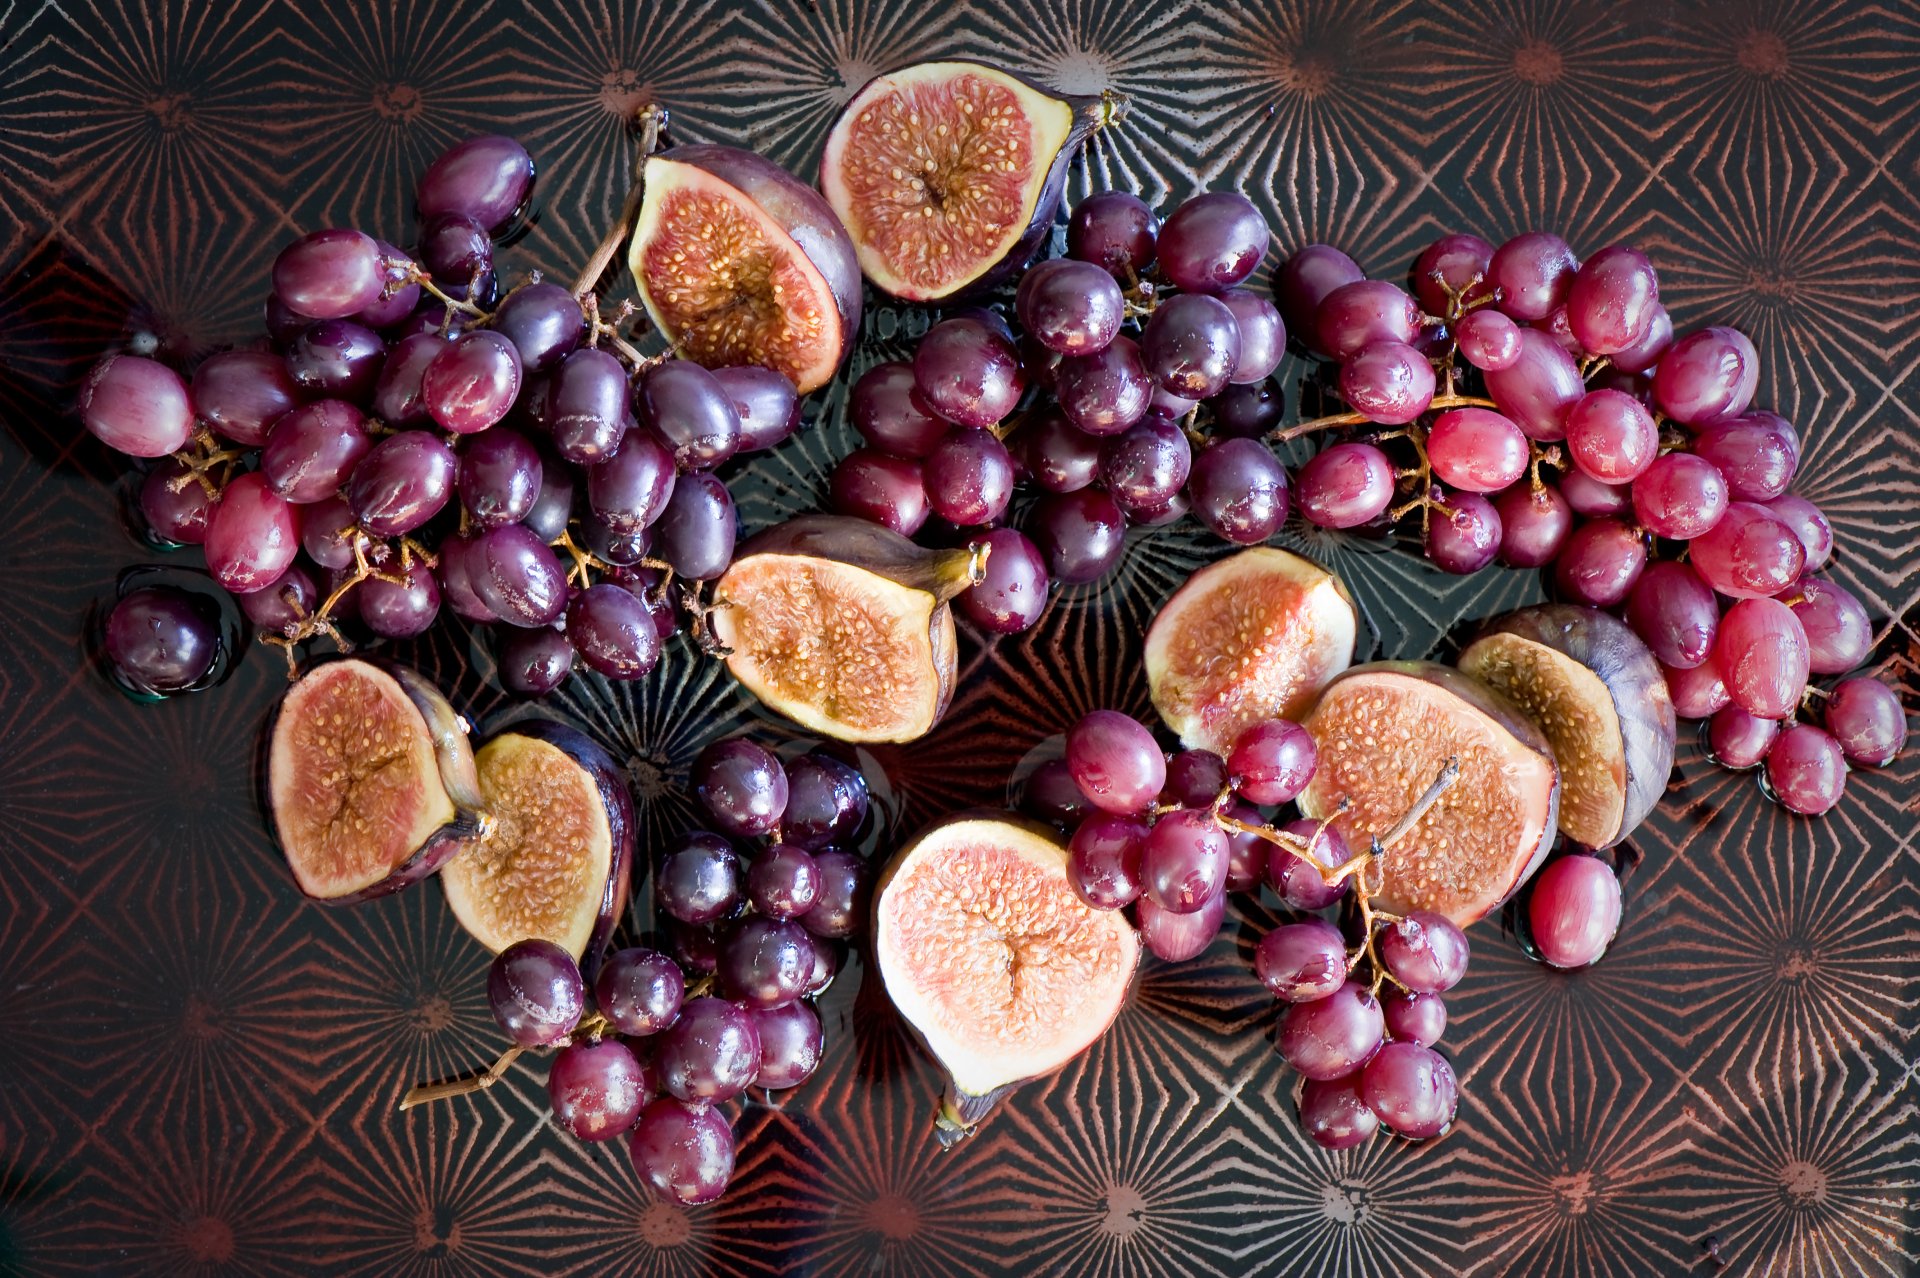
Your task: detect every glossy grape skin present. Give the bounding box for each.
[1141,808,1229,914]
[1689,501,1805,599]
[1562,470,1632,519]
[1021,758,1091,827]
[1653,326,1759,424]
[1067,190,1159,276]
[1159,749,1228,808]
[1340,340,1436,425]
[1693,418,1797,505]
[205,472,302,593]
[1027,487,1127,584]
[1227,719,1316,805]
[469,523,569,627]
[566,583,661,679]
[192,351,298,447]
[105,587,218,693]
[714,365,800,451]
[1295,441,1396,528]
[751,1000,824,1091]
[1765,724,1848,816]
[546,1038,647,1142]
[1255,920,1349,1002]
[1221,290,1285,383]
[1426,407,1528,492]
[849,360,950,457]
[924,427,1016,526]
[1189,437,1289,544]
[587,428,676,536]
[1411,232,1494,314]
[369,332,446,428]
[1064,711,1166,817]
[1276,245,1365,349]
[1565,389,1659,483]
[913,317,1024,428]
[1360,1041,1457,1139]
[1156,191,1267,292]
[1297,1075,1379,1151]
[495,625,573,694]
[1631,452,1728,540]
[800,850,868,940]
[259,401,370,504]
[1315,280,1421,361]
[717,916,814,1010]
[140,459,216,545]
[432,531,493,623]
[1664,656,1730,719]
[79,353,195,458]
[1825,678,1908,767]
[1762,494,1832,572]
[1454,308,1522,371]
[418,212,495,299]
[1377,912,1470,993]
[1788,576,1873,675]
[359,560,441,638]
[1554,518,1647,608]
[273,228,384,319]
[959,528,1049,634]
[264,293,316,345]
[1715,597,1811,719]
[1494,483,1573,567]
[418,330,520,434]
[1142,293,1242,399]
[694,737,789,838]
[780,752,869,851]
[547,347,631,464]
[486,939,584,1047]
[491,281,584,373]
[1267,819,1354,910]
[454,428,540,531]
[292,497,355,573]
[629,1098,734,1205]
[1277,981,1385,1081]
[1525,855,1624,970]
[350,238,421,328]
[747,844,821,920]
[658,832,741,925]
[1100,415,1191,514]
[1565,245,1660,354]
[1424,490,1502,574]
[1483,328,1584,441]
[1488,231,1577,322]
[830,448,929,536]
[416,133,535,229]
[653,473,736,580]
[238,565,318,638]
[640,359,742,470]
[1017,410,1104,494]
[1017,258,1125,355]
[348,431,457,536]
[1624,560,1719,668]
[285,319,385,403]
[1708,704,1780,770]
[1381,989,1447,1047]
[1054,335,1153,435]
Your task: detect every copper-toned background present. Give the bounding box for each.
[2,2,1918,1274]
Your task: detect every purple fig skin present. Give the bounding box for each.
[1461,604,1676,849]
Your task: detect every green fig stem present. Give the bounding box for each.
[933,1096,976,1149]
[398,1041,526,1110]
[571,102,669,300]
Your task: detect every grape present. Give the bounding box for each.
[1277,981,1384,1080]
[1565,389,1658,483]
[694,738,788,838]
[1411,232,1494,314]
[1267,819,1353,910]
[803,942,838,996]
[418,212,496,300]
[1218,798,1268,891]
[710,365,798,451]
[1453,308,1522,372]
[592,948,685,1038]
[1255,919,1349,1002]
[1624,560,1719,668]
[469,523,568,627]
[1067,190,1159,277]
[1739,409,1801,465]
[547,1038,646,1142]
[1014,410,1102,494]
[491,281,585,373]
[1494,482,1573,567]
[1045,337,1153,439]
[1100,415,1192,513]
[205,472,301,593]
[566,583,660,679]
[1021,757,1091,826]
[486,938,584,1047]
[348,430,457,535]
[367,332,444,429]
[1340,340,1436,425]
[1715,597,1810,719]
[272,228,385,319]
[780,752,869,851]
[799,849,867,939]
[751,1000,824,1091]
[258,401,370,504]
[1360,1041,1457,1139]
[192,350,298,447]
[1488,231,1577,321]
[1017,259,1125,355]
[79,353,195,458]
[497,626,573,694]
[1788,576,1873,674]
[1693,418,1797,504]
[416,133,534,229]
[360,560,441,638]
[140,459,215,545]
[747,844,820,919]
[850,361,950,458]
[1141,293,1241,398]
[1825,678,1907,767]
[1161,749,1228,808]
[1027,487,1127,584]
[1377,911,1470,993]
[669,923,719,975]
[829,447,925,533]
[351,238,421,328]
[1483,328,1583,440]
[1297,1075,1379,1151]
[629,1098,734,1205]
[264,293,316,345]
[1220,290,1284,383]
[1315,280,1421,360]
[1154,191,1266,292]
[1664,656,1730,719]
[418,331,520,434]
[913,316,1024,428]
[1690,501,1805,598]
[718,916,814,1010]
[545,347,630,464]
[1424,489,1502,574]
[1708,704,1779,769]
[579,429,672,538]
[1565,245,1660,354]
[1608,299,1676,373]
[1295,441,1395,528]
[1653,326,1759,424]
[1381,988,1447,1046]
[1211,379,1284,439]
[1553,518,1646,608]
[658,831,741,924]
[286,319,385,403]
[1066,710,1165,815]
[1426,407,1528,492]
[454,428,540,531]
[1227,718,1315,805]
[239,565,318,638]
[1762,494,1832,572]
[1630,452,1728,540]
[653,472,736,580]
[959,527,1049,634]
[1142,808,1229,913]
[1130,490,1190,527]
[1188,437,1288,544]
[640,359,742,470]
[1559,468,1632,518]
[924,427,1015,526]
[105,587,218,693]
[1765,724,1848,815]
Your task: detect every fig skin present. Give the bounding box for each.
[1460,604,1676,849]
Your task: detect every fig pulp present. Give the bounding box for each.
[1299,663,1559,925]
[874,815,1139,1145]
[441,720,635,966]
[1145,547,1359,754]
[711,515,980,743]
[629,144,861,393]
[268,659,484,903]
[1459,604,1676,849]
[820,61,1107,302]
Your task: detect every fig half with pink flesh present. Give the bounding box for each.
[1299,662,1560,926]
[441,720,635,968]
[710,515,981,743]
[821,61,1110,302]
[1459,604,1675,849]
[1145,546,1359,754]
[268,658,484,903]
[629,144,861,393]
[874,814,1139,1146]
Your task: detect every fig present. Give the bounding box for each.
[710,515,980,743]
[267,659,484,903]
[820,61,1108,303]
[1144,547,1359,754]
[1298,663,1560,925]
[1458,604,1676,849]
[874,814,1139,1145]
[441,720,635,966]
[628,144,860,394]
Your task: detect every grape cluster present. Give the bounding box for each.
[86,126,795,699]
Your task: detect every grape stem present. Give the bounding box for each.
[570,103,670,300]
[1267,394,1498,443]
[398,1042,527,1110]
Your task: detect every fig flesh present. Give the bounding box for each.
[820,61,1106,302]
[1299,662,1560,925]
[629,144,861,393]
[874,814,1139,1145]
[710,515,980,743]
[268,659,484,903]
[1145,547,1359,754]
[1459,604,1675,849]
[441,720,635,967]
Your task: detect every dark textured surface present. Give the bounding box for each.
[2,2,1919,1275]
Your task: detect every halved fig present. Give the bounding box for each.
[1299,663,1559,925]
[629,144,861,393]
[874,814,1139,1145]
[268,658,484,903]
[1145,547,1359,754]
[710,515,980,743]
[1459,604,1676,849]
[820,61,1108,302]
[441,720,635,966]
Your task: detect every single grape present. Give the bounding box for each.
[548,1038,647,1142]
[486,938,585,1047]
[1488,231,1577,322]
[850,360,950,457]
[1360,1041,1457,1139]
[1788,576,1873,675]
[1267,819,1353,910]
[1066,710,1166,816]
[1188,437,1289,544]
[1715,597,1810,720]
[669,923,719,976]
[830,448,928,536]
[1494,482,1573,567]
[751,999,825,1090]
[1664,656,1731,719]
[1277,247,1367,352]
[1483,328,1584,441]
[1021,757,1091,826]
[238,565,317,638]
[800,849,868,939]
[1295,441,1395,528]
[1297,1075,1379,1151]
[1690,501,1805,599]
[1631,452,1728,540]
[1315,280,1421,361]
[1014,410,1103,494]
[1142,808,1229,914]
[285,319,385,403]
[348,430,457,536]
[1553,518,1647,608]
[368,332,447,429]
[1427,407,1528,492]
[79,353,195,458]
[140,459,215,545]
[1565,244,1660,354]
[360,560,441,638]
[718,916,815,1010]
[1653,326,1759,424]
[1156,190,1267,292]
[418,212,495,297]
[352,238,421,328]
[1708,704,1780,770]
[658,831,740,925]
[420,330,522,434]
[204,472,302,594]
[1377,912,1470,993]
[653,472,736,581]
[1624,560,1719,669]
[694,738,789,838]
[924,427,1016,526]
[1218,797,1268,891]
[1221,289,1285,383]
[492,281,585,373]
[913,316,1024,428]
[1017,258,1125,355]
[1210,379,1285,439]
[1226,718,1316,805]
[1761,494,1832,573]
[1142,292,1242,399]
[1340,340,1436,425]
[1825,678,1908,767]
[1381,988,1447,1047]
[1454,308,1522,372]
[959,528,1049,634]
[1129,490,1190,527]
[416,133,535,230]
[1411,232,1495,314]
[566,583,661,679]
[746,844,821,920]
[1053,335,1153,435]
[1737,409,1802,465]
[594,948,685,1037]
[802,941,839,996]
[780,752,869,851]
[264,293,317,345]
[259,400,371,504]
[1424,489,1502,574]
[456,428,542,531]
[629,1097,734,1206]
[272,228,384,319]
[1692,417,1797,503]
[469,523,568,627]
[546,347,631,464]
[1157,749,1226,809]
[639,359,742,470]
[1278,981,1385,1080]
[1066,813,1150,908]
[1565,388,1659,483]
[1255,919,1349,1002]
[495,625,572,694]
[192,350,298,447]
[1100,415,1192,513]
[1765,724,1848,815]
[1067,190,1159,277]
[654,995,761,1103]
[712,365,799,451]
[1027,487,1127,584]
[1559,468,1632,518]
[105,587,218,693]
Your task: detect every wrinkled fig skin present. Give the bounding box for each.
[1464,604,1676,848]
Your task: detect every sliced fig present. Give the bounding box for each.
[874,814,1139,1145]
[1145,547,1359,754]
[820,61,1107,302]
[710,515,980,743]
[628,144,860,393]
[268,658,484,903]
[1459,604,1676,849]
[1298,663,1560,925]
[441,720,635,966]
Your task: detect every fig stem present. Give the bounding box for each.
[1268,395,1498,443]
[397,1041,526,1110]
[1371,756,1460,854]
[570,103,669,300]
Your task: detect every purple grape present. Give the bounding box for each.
[1278,981,1385,1080]
[1762,494,1832,573]
[1825,678,1907,767]
[659,831,740,925]
[1219,797,1268,891]
[640,359,742,470]
[1494,482,1573,567]
[1220,289,1284,383]
[830,448,929,536]
[469,523,568,627]
[850,361,949,458]
[1653,326,1759,424]
[718,915,814,1009]
[1136,889,1227,962]
[359,559,440,638]
[1716,597,1810,719]
[546,347,629,464]
[491,281,584,372]
[140,459,215,545]
[1693,417,1797,502]
[1664,656,1731,720]
[566,582,660,679]
[1566,388,1659,483]
[1066,710,1166,815]
[192,350,298,447]
[1340,340,1435,425]
[1021,758,1090,826]
[1453,308,1522,372]
[497,626,573,694]
[747,844,820,920]
[1142,292,1241,399]
[1315,280,1421,361]
[800,849,867,939]
[780,752,868,851]
[1100,414,1192,513]
[1014,410,1102,494]
[548,1038,646,1142]
[1788,576,1873,675]
[1268,819,1353,910]
[959,527,1049,634]
[416,134,534,230]
[913,316,1024,428]
[694,737,789,838]
[1624,560,1719,669]
[456,428,541,531]
[369,332,447,428]
[1298,1075,1379,1150]
[1483,327,1583,441]
[79,353,196,458]
[259,400,371,504]
[1631,452,1728,540]
[1295,441,1395,528]
[1068,191,1159,277]
[351,238,420,328]
[1017,258,1125,355]
[588,427,677,535]
[1360,1041,1457,1138]
[1226,718,1316,805]
[1189,437,1288,544]
[1156,191,1267,293]
[629,1098,733,1205]
[273,229,384,320]
[1054,334,1152,436]
[264,293,316,346]
[803,941,839,996]
[1691,501,1805,599]
[1275,244,1365,348]
[1142,808,1229,914]
[1027,487,1127,584]
[924,427,1015,526]
[486,938,584,1047]
[204,472,301,593]
[1566,245,1660,354]
[1554,518,1647,608]
[285,318,386,405]
[1381,988,1447,1047]
[418,212,495,299]
[751,1000,824,1090]
[1377,911,1470,993]
[105,587,218,693]
[1255,919,1349,1002]
[1426,407,1527,493]
[714,365,800,451]
[1488,231,1577,322]
[1211,379,1285,438]
[1527,853,1623,968]
[348,430,457,535]
[653,472,735,580]
[1559,468,1632,518]
[1410,232,1495,314]
[1424,489,1502,574]
[1608,301,1673,374]
[420,331,521,434]
[1708,704,1779,770]
[238,565,318,638]
[1765,724,1848,815]
[1161,749,1228,808]
[435,532,493,622]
